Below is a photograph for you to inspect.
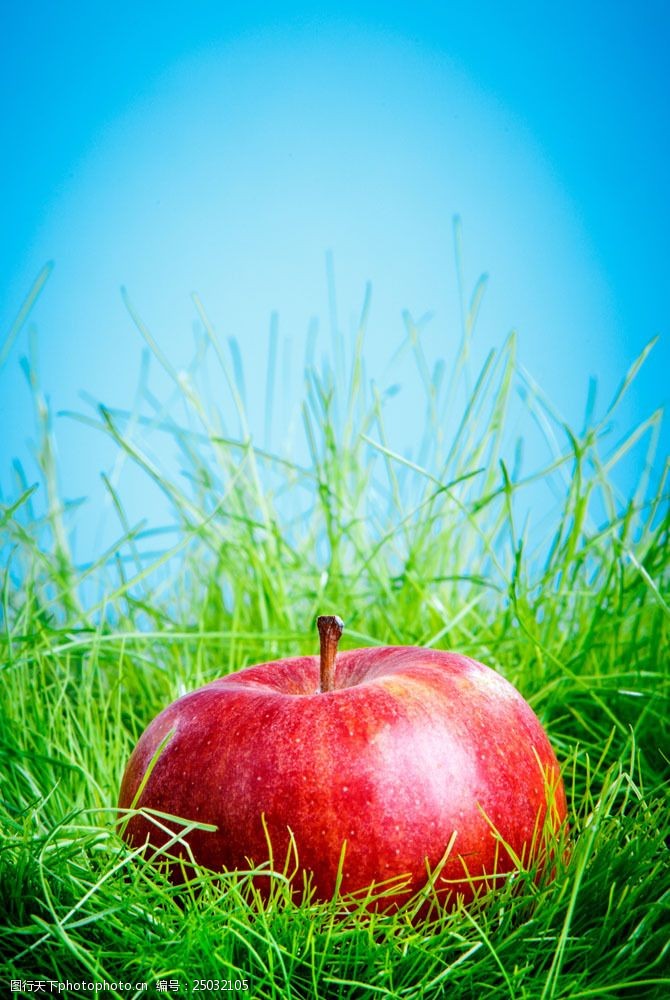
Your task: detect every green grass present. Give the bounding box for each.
[1,252,669,999]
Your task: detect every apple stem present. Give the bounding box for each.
[317,615,344,693]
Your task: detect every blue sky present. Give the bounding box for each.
[2,2,668,553]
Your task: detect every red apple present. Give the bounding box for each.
[119,617,567,908]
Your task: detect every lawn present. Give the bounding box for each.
[1,265,668,998]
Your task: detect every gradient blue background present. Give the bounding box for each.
[2,2,668,556]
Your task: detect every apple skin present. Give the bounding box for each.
[118,647,567,907]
